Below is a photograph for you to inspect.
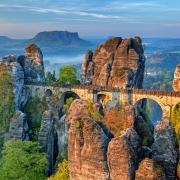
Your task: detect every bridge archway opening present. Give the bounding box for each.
[45,89,53,97]
[97,93,111,110]
[58,91,80,117]
[135,98,163,126]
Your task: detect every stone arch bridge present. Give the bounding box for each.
[25,83,180,121]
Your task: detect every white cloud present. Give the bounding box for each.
[0,4,124,20]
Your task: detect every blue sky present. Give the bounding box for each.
[0,0,180,38]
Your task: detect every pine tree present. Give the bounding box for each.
[0,61,15,133]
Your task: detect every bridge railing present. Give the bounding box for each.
[24,81,180,97]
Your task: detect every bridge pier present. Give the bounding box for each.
[162,105,172,123]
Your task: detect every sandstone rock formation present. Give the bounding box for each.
[81,37,145,88]
[152,121,179,180]
[57,114,68,152]
[5,111,27,140]
[108,129,141,180]
[173,64,180,92]
[67,99,112,180]
[38,111,58,176]
[135,158,166,180]
[18,43,45,83]
[2,55,29,110]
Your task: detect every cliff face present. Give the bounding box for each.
[67,100,179,180]
[173,64,180,92]
[67,99,112,180]
[3,44,45,109]
[18,44,45,83]
[81,37,145,88]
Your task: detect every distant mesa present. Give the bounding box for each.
[0,31,91,53]
[27,31,91,49]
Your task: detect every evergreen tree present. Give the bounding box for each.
[0,140,47,180]
[0,61,15,134]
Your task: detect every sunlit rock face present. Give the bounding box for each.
[17,43,45,83]
[173,64,180,92]
[67,99,112,180]
[81,36,145,88]
[135,158,166,180]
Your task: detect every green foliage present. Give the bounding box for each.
[87,102,103,121]
[0,62,15,134]
[48,159,69,180]
[45,71,56,82]
[144,70,172,91]
[24,96,48,141]
[59,65,78,85]
[0,140,47,180]
[63,97,74,114]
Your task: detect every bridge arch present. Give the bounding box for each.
[45,89,53,97]
[97,92,112,108]
[134,98,163,126]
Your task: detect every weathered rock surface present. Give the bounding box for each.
[81,37,145,88]
[38,111,58,176]
[57,114,68,152]
[134,103,154,147]
[81,49,94,84]
[67,99,112,180]
[5,111,29,140]
[173,64,180,92]
[108,128,141,180]
[18,43,45,83]
[135,158,166,180]
[2,55,29,110]
[152,121,179,180]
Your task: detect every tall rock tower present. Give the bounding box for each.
[81,36,145,89]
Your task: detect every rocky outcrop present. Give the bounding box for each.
[57,114,68,152]
[152,121,179,180]
[2,55,29,110]
[5,111,29,140]
[81,37,145,88]
[108,129,141,180]
[135,158,166,180]
[81,49,94,84]
[134,103,154,147]
[173,64,180,92]
[67,99,112,180]
[18,44,45,83]
[38,111,58,176]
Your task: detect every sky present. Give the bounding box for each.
[0,0,180,39]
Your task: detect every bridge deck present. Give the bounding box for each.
[25,82,180,98]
